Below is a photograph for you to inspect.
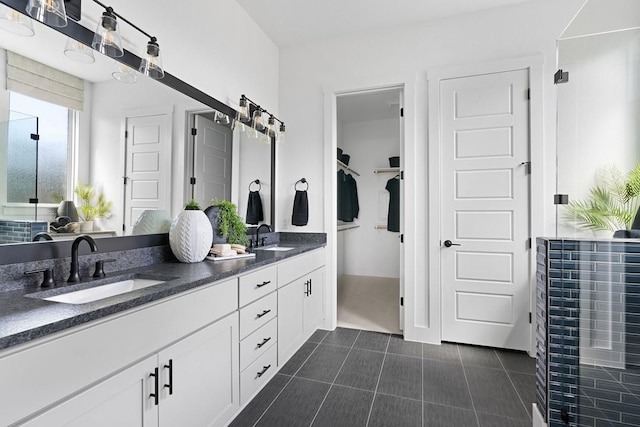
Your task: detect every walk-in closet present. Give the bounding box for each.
[335,88,403,334]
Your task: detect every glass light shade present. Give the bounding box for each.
[92,11,123,58]
[64,38,95,63]
[267,116,276,137]
[253,108,264,131]
[112,63,137,83]
[26,0,67,27]
[214,111,230,125]
[139,38,164,79]
[278,123,286,143]
[238,97,249,121]
[0,5,34,36]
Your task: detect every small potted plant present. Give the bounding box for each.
[204,199,249,246]
[169,200,213,263]
[74,182,112,231]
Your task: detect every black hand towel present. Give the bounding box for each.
[292,190,309,226]
[246,191,264,225]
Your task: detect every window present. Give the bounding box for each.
[7,91,75,204]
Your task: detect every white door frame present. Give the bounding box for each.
[427,56,544,354]
[323,73,418,338]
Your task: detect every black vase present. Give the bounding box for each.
[203,206,227,245]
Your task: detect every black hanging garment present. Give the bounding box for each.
[292,190,309,226]
[337,170,359,222]
[245,191,264,225]
[385,177,400,232]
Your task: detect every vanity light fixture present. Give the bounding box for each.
[0,4,34,36]
[237,94,285,142]
[139,37,164,79]
[26,0,67,28]
[64,38,95,63]
[214,111,230,125]
[91,6,123,57]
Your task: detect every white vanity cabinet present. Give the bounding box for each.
[1,278,239,427]
[21,312,239,427]
[277,249,325,364]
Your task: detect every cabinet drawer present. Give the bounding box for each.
[239,265,277,307]
[239,292,277,339]
[240,317,277,371]
[278,248,325,287]
[240,344,277,404]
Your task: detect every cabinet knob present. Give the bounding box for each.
[256,280,271,288]
[256,309,271,319]
[257,364,271,378]
[163,359,173,395]
[149,367,159,405]
[257,337,272,348]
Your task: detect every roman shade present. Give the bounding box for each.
[6,51,83,111]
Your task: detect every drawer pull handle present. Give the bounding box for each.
[257,364,271,378]
[164,359,173,395]
[256,280,271,288]
[149,367,159,405]
[257,337,272,348]
[257,309,271,318]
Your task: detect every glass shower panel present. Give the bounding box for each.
[3,115,38,204]
[556,28,640,238]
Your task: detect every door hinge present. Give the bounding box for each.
[400,234,404,243]
[554,69,569,84]
[190,177,196,185]
[29,198,38,204]
[122,224,125,232]
[400,297,404,306]
[526,88,530,100]
[123,176,128,185]
[191,128,197,136]
[400,107,404,117]
[527,238,532,249]
[400,171,404,180]
[30,133,40,141]
[529,312,532,324]
[124,130,128,139]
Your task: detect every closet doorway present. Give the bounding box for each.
[335,87,404,334]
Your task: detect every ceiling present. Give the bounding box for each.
[236,0,532,47]
[337,88,402,124]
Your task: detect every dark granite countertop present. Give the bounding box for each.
[0,241,325,351]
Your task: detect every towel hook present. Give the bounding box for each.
[249,179,261,192]
[295,178,308,191]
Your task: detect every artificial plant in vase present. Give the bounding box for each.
[204,199,249,246]
[563,163,640,233]
[74,182,112,231]
[169,200,213,263]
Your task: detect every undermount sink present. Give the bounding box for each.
[253,246,295,252]
[39,278,167,305]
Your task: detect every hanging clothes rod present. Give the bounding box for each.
[337,159,360,176]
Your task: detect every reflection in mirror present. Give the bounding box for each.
[0,2,274,245]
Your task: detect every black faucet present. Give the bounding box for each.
[255,224,272,247]
[32,232,52,241]
[68,234,99,283]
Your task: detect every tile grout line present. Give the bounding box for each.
[308,330,362,427]
[365,334,392,427]
[251,337,324,427]
[457,344,481,427]
[494,349,532,420]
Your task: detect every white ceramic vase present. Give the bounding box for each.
[169,209,213,263]
[80,221,94,232]
[132,210,171,235]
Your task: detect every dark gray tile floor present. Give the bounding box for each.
[230,327,536,427]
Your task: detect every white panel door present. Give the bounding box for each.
[124,111,172,234]
[193,115,232,208]
[440,69,530,351]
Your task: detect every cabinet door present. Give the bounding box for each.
[277,279,305,364]
[158,312,239,427]
[304,267,325,336]
[21,356,158,427]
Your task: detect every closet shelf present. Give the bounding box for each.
[373,167,400,174]
[337,223,360,232]
[337,160,360,176]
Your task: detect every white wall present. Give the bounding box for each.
[340,118,400,278]
[277,0,584,234]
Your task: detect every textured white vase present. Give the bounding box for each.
[169,209,213,263]
[132,210,171,235]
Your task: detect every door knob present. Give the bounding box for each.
[443,240,461,247]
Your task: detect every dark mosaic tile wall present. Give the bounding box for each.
[0,220,47,244]
[537,238,640,427]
